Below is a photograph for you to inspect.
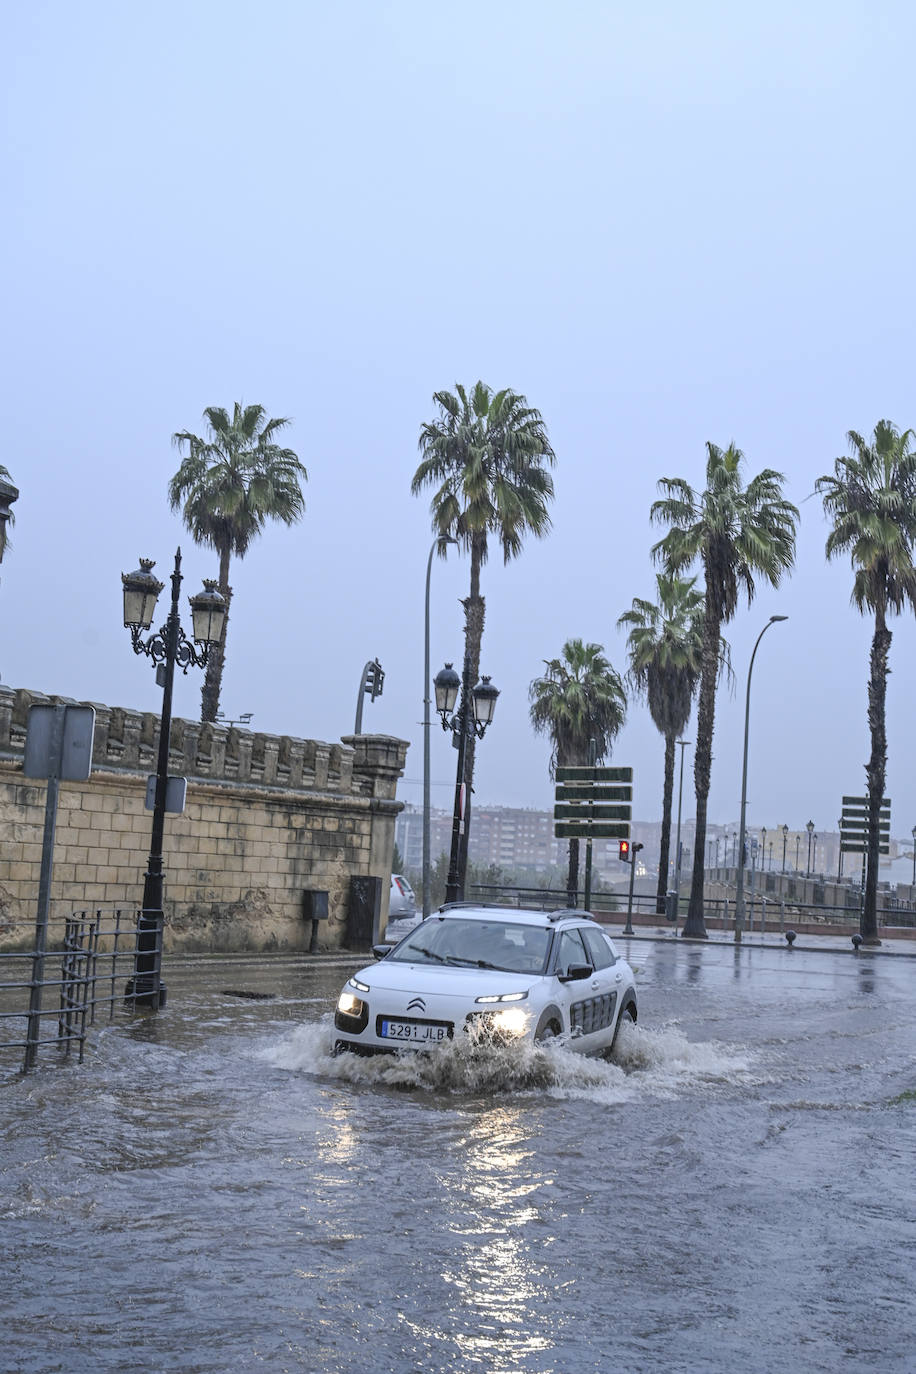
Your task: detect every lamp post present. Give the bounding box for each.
[761,827,767,873]
[781,823,788,874]
[794,834,800,871]
[731,831,737,869]
[672,740,690,915]
[434,660,499,904]
[353,658,384,733]
[734,615,788,942]
[806,819,815,875]
[121,550,226,1006]
[837,818,844,882]
[812,833,818,876]
[912,825,916,887]
[0,474,19,562]
[422,541,458,917]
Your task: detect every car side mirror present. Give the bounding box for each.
[558,962,592,983]
[372,943,391,960]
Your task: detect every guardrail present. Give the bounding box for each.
[0,908,144,1075]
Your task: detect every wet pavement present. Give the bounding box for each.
[1,935,914,1373]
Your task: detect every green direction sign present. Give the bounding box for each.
[842,795,890,807]
[556,766,633,783]
[555,784,632,803]
[555,821,631,840]
[841,842,890,854]
[553,803,631,821]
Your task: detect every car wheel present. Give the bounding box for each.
[534,1012,563,1045]
[610,1000,637,1052]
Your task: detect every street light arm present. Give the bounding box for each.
[735,616,788,941]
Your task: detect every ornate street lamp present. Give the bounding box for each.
[122,550,226,1006]
[781,822,789,874]
[761,827,767,872]
[434,660,499,904]
[806,819,815,875]
[0,473,20,562]
[912,825,916,887]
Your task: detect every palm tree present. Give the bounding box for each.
[169,403,307,722]
[816,421,916,944]
[651,443,798,937]
[618,573,707,915]
[529,639,627,902]
[413,381,555,890]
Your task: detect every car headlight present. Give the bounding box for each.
[487,1007,529,1037]
[474,990,528,1004]
[337,991,366,1016]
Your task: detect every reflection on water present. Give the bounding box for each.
[1,949,914,1374]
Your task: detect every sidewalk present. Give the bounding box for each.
[604,919,916,958]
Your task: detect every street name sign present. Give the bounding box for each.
[554,765,632,842]
[555,820,630,839]
[840,795,890,854]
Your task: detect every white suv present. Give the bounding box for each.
[334,904,637,1056]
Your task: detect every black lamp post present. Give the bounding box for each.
[806,819,815,875]
[781,823,788,874]
[122,549,226,1006]
[912,826,916,887]
[0,474,19,561]
[434,659,499,905]
[761,826,767,872]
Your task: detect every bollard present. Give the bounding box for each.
[785,930,796,947]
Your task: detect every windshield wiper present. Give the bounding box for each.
[446,957,515,971]
[410,945,446,963]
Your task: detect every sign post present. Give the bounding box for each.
[554,766,632,910]
[22,703,95,1070]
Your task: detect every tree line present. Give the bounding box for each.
[7,397,909,946]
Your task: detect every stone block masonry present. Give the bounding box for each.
[0,686,408,952]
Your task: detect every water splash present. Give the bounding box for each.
[257,1017,759,1101]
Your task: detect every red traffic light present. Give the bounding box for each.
[619,840,630,861]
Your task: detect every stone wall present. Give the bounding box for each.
[0,686,408,952]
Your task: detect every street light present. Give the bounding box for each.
[0,473,19,561]
[423,537,458,918]
[806,819,815,875]
[812,833,818,875]
[794,834,800,871]
[837,818,844,882]
[761,826,767,873]
[912,825,916,887]
[781,823,788,874]
[122,550,226,1006]
[434,660,499,904]
[734,615,788,942]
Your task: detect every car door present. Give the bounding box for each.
[575,926,621,1050]
[554,927,613,1051]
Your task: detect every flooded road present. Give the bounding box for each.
[2,939,914,1373]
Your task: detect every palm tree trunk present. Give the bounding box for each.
[201,548,231,724]
[685,599,720,937]
[656,734,675,915]
[456,539,485,895]
[863,603,891,945]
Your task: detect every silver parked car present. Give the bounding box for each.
[389,873,417,919]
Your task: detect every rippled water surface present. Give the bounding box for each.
[2,940,915,1373]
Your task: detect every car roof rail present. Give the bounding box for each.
[547,908,592,922]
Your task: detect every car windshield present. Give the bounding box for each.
[389,917,550,974]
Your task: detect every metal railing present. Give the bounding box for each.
[1,908,144,1075]
[468,882,916,934]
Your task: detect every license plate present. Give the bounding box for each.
[380,1019,449,1043]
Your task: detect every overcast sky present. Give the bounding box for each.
[3,1,916,847]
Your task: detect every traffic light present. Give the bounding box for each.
[619,840,630,861]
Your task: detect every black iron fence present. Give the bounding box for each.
[0,908,144,1075]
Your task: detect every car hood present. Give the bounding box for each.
[356,959,533,997]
